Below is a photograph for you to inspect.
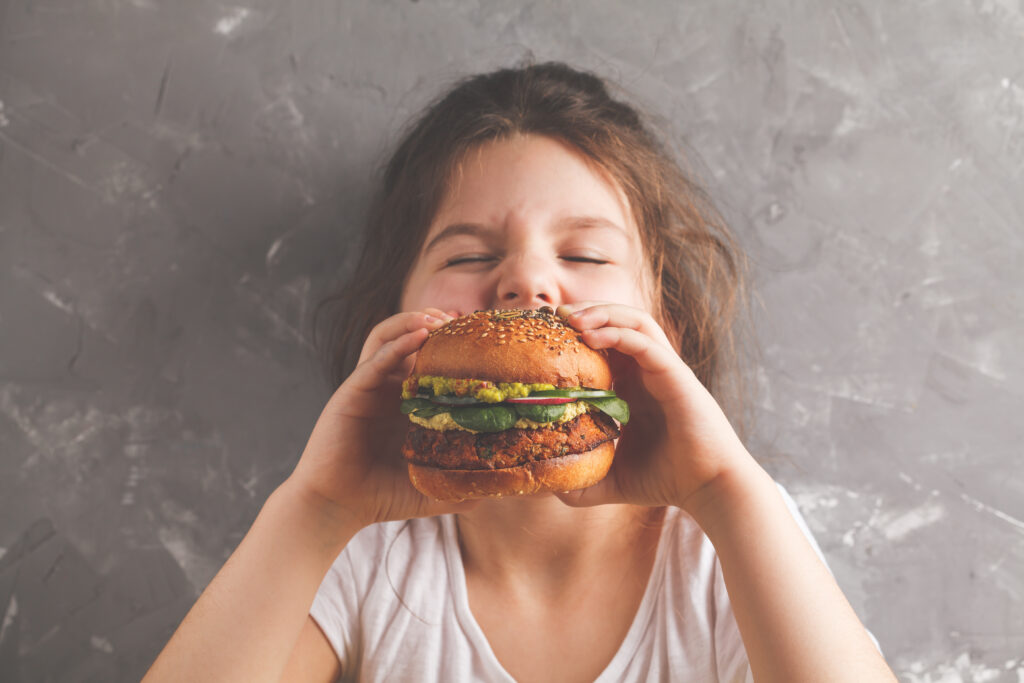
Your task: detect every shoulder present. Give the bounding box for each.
[311,515,458,678]
[338,516,449,581]
[658,505,717,570]
[616,507,740,680]
[346,516,447,553]
[312,516,451,612]
[311,516,451,632]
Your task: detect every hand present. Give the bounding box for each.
[553,302,758,513]
[287,308,478,530]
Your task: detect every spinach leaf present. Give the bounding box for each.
[513,402,568,423]
[400,398,434,414]
[411,405,447,419]
[582,397,630,424]
[451,404,517,432]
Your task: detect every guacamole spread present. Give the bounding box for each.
[402,375,557,403]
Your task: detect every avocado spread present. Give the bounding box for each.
[401,375,556,402]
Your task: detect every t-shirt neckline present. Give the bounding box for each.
[440,508,673,682]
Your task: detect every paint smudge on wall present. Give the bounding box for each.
[157,502,223,591]
[0,596,17,643]
[214,7,251,36]
[878,501,946,542]
[900,652,1024,683]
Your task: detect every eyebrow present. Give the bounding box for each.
[422,216,629,255]
[423,223,490,256]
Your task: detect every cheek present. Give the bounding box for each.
[401,271,487,315]
[569,265,653,310]
[628,248,659,312]
[638,262,659,312]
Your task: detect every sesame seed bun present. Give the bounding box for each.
[411,308,612,389]
[402,307,619,501]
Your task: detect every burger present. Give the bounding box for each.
[399,307,629,501]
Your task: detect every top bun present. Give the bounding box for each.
[412,308,612,389]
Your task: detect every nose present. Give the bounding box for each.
[493,252,558,310]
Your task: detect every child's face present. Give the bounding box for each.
[400,134,654,316]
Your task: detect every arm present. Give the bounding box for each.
[688,461,895,683]
[555,302,895,682]
[143,481,357,683]
[143,309,476,683]
[280,616,343,681]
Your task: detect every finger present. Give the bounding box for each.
[555,301,603,317]
[579,326,679,371]
[348,327,431,396]
[559,303,674,350]
[358,310,451,365]
[423,307,455,320]
[579,327,697,403]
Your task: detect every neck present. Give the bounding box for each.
[455,496,664,592]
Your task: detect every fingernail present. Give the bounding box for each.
[567,309,588,321]
[424,315,442,323]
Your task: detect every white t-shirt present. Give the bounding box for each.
[310,485,824,682]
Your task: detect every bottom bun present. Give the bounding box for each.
[407,440,616,502]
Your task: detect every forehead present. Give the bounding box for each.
[429,134,637,235]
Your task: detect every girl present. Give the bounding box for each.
[144,62,895,682]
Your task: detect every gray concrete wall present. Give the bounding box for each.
[1,1,1021,681]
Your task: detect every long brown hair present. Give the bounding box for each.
[314,61,749,424]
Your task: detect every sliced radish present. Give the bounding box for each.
[503,396,576,405]
[530,389,615,398]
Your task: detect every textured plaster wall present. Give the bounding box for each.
[1,1,1022,681]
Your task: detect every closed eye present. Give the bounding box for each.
[444,255,609,267]
[444,255,496,267]
[561,256,610,264]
